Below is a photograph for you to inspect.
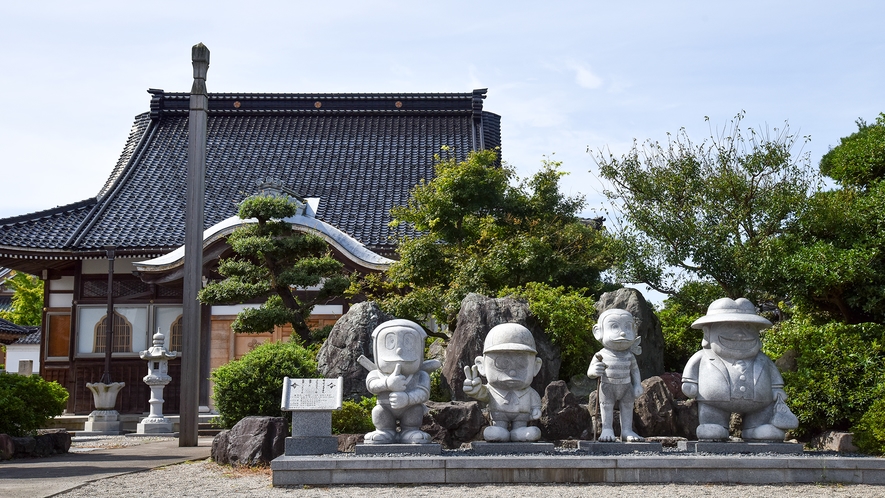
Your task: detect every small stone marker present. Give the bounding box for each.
[281,377,343,455]
[17,360,33,376]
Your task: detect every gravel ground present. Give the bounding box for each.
[56,437,884,498]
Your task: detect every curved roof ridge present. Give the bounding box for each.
[0,198,97,227]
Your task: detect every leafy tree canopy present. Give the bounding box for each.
[0,272,43,326]
[762,114,885,323]
[198,194,350,343]
[358,149,614,331]
[593,111,817,301]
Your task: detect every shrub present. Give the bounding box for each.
[763,318,885,439]
[331,396,375,434]
[500,282,599,380]
[0,373,69,436]
[211,340,318,429]
[429,369,451,402]
[852,389,885,455]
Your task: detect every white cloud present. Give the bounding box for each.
[571,63,603,89]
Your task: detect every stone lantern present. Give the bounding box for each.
[137,330,178,434]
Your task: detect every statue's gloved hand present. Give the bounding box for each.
[386,364,408,392]
[463,365,483,396]
[681,382,698,398]
[530,407,542,420]
[633,383,644,398]
[389,391,408,409]
[773,388,787,402]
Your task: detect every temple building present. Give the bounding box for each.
[0,88,500,414]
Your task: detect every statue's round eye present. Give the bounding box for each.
[384,333,396,350]
[402,332,416,350]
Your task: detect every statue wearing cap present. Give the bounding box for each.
[681,298,798,442]
[463,323,544,442]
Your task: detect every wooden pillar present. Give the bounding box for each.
[180,43,209,447]
[101,247,116,383]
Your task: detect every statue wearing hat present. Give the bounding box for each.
[587,308,645,442]
[463,323,543,442]
[681,298,798,441]
[363,319,438,444]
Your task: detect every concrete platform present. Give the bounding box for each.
[678,441,804,454]
[469,441,555,454]
[271,453,885,486]
[355,443,442,455]
[578,441,664,454]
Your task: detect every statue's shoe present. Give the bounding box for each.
[364,429,396,444]
[399,429,432,444]
[483,425,511,442]
[510,426,541,442]
[696,423,729,441]
[742,424,785,442]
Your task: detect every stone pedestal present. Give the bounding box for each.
[578,441,663,454]
[678,440,804,454]
[355,443,442,455]
[285,411,338,455]
[469,441,555,454]
[82,382,125,435]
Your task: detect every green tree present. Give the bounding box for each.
[0,272,43,326]
[360,149,614,331]
[762,114,885,323]
[656,281,725,372]
[198,194,350,343]
[593,112,817,301]
[0,373,69,436]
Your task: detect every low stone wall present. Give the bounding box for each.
[0,430,71,459]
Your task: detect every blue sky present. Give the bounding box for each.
[1,1,883,300]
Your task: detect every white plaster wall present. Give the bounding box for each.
[5,344,40,374]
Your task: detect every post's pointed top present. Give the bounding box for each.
[192,43,210,64]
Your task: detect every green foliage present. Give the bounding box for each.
[500,282,599,380]
[819,113,885,188]
[0,373,69,436]
[852,389,885,455]
[594,112,816,301]
[429,369,451,402]
[0,272,44,326]
[360,149,614,329]
[210,340,318,429]
[331,396,376,434]
[762,318,885,439]
[199,194,350,343]
[657,281,725,372]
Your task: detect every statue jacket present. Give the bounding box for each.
[682,349,783,403]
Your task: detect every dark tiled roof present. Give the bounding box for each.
[0,89,501,257]
[0,317,30,335]
[0,296,11,313]
[12,329,41,345]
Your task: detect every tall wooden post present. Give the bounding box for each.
[180,43,209,447]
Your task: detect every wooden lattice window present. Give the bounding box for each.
[93,312,133,353]
[169,315,183,352]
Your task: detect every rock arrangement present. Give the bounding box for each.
[0,430,71,459]
[211,416,286,466]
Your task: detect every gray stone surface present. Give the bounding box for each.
[468,441,555,454]
[285,436,339,455]
[291,411,332,437]
[596,288,665,379]
[633,376,677,437]
[677,440,804,454]
[316,301,394,400]
[578,441,664,454]
[354,443,442,455]
[211,416,287,465]
[538,380,591,441]
[271,453,885,485]
[422,400,485,449]
[442,293,560,401]
[811,431,859,452]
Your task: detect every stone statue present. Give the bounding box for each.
[587,309,645,442]
[463,323,543,442]
[681,297,798,441]
[363,319,438,444]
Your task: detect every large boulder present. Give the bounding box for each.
[633,376,677,437]
[539,380,591,441]
[442,293,561,401]
[422,401,485,448]
[211,416,287,466]
[596,288,665,379]
[0,434,13,460]
[317,302,394,400]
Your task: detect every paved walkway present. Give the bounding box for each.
[0,437,213,498]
